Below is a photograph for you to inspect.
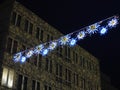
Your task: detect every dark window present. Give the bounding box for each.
[11,12,17,25]
[12,40,18,54]
[65,69,71,86]
[29,23,33,34]
[47,34,50,42]
[32,80,35,90]
[24,19,29,32]
[16,15,21,27]
[36,27,40,39]
[73,73,79,86]
[45,58,49,71]
[65,46,70,62]
[17,75,22,90]
[45,58,52,73]
[37,82,40,90]
[17,75,28,90]
[51,36,53,40]
[23,77,28,90]
[44,85,52,90]
[40,30,43,41]
[6,37,12,53]
[38,54,42,68]
[56,63,62,83]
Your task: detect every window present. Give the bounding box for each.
[65,46,71,62]
[24,19,33,35]
[56,63,62,83]
[44,85,52,90]
[47,34,50,42]
[65,69,71,86]
[81,77,85,89]
[45,58,52,73]
[1,67,14,88]
[32,80,40,90]
[73,73,79,86]
[6,37,18,54]
[11,11,21,27]
[56,46,62,57]
[17,75,28,90]
[36,27,43,41]
[73,52,78,64]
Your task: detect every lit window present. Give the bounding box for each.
[1,68,14,88]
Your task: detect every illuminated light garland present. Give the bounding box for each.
[77,31,86,40]
[59,35,71,45]
[100,27,108,35]
[13,15,119,63]
[87,23,100,34]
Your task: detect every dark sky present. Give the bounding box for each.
[16,0,120,89]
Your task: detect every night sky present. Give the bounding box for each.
[3,0,120,89]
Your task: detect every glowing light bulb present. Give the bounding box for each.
[42,49,49,56]
[69,38,77,46]
[20,56,26,63]
[100,27,108,35]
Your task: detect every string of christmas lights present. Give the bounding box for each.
[13,15,119,63]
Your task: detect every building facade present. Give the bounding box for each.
[0,0,101,90]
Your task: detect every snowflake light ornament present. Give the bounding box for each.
[59,35,70,45]
[87,23,100,34]
[108,18,118,27]
[77,31,85,40]
[13,52,22,62]
[34,45,44,54]
[25,50,34,58]
[49,42,57,50]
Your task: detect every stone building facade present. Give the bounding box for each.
[0,0,101,90]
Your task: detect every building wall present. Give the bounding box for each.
[0,1,101,90]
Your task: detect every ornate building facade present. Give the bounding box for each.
[0,0,101,90]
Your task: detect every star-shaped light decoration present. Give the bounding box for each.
[13,52,22,62]
[25,50,34,58]
[108,18,118,27]
[87,23,100,34]
[34,44,44,54]
[69,38,77,46]
[48,42,57,50]
[77,31,85,40]
[59,35,70,45]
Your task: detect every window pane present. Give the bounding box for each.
[1,68,8,85]
[40,30,43,41]
[16,14,21,27]
[45,58,49,71]
[17,75,22,90]
[37,82,40,90]
[7,70,14,88]
[24,19,29,32]
[12,40,18,54]
[29,23,33,34]
[11,12,17,25]
[36,27,40,39]
[6,37,12,53]
[32,80,35,90]
[23,77,28,90]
